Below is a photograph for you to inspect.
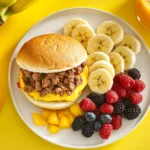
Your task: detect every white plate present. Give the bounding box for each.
[9,8,150,149]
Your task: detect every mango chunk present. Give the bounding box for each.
[48,111,59,125]
[59,116,70,128]
[42,109,54,121]
[48,125,60,134]
[57,108,70,118]
[32,113,47,126]
[68,114,74,126]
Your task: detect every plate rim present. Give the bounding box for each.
[8,7,150,149]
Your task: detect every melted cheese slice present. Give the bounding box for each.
[19,66,88,102]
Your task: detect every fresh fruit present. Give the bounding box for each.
[87,92,105,106]
[122,98,132,108]
[96,21,124,45]
[69,103,84,117]
[94,108,101,120]
[117,34,141,54]
[100,103,114,114]
[63,18,88,36]
[123,105,141,120]
[86,52,110,67]
[94,121,102,132]
[71,24,95,48]
[84,112,96,122]
[32,113,47,126]
[130,93,143,105]
[132,79,146,92]
[82,122,94,137]
[114,72,125,83]
[125,88,133,97]
[99,124,113,139]
[119,74,135,89]
[59,116,70,128]
[79,98,96,112]
[114,46,136,70]
[87,34,114,54]
[109,52,125,74]
[128,68,141,79]
[88,68,113,94]
[57,108,70,118]
[112,83,126,98]
[113,101,125,115]
[48,111,59,125]
[48,125,60,134]
[106,90,119,104]
[68,114,74,126]
[89,60,115,77]
[42,109,51,120]
[111,115,122,130]
[100,114,112,123]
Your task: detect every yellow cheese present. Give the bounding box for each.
[19,66,88,102]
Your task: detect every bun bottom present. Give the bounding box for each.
[24,92,82,109]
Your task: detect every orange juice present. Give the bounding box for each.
[136,0,150,29]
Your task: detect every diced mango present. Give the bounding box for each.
[48,125,60,134]
[68,114,74,126]
[42,109,55,121]
[69,103,84,117]
[48,111,59,125]
[59,116,70,128]
[32,113,47,126]
[57,108,70,118]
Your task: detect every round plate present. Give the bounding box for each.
[9,8,150,149]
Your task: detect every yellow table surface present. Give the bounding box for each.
[0,0,150,149]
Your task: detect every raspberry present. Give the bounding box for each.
[113,101,125,115]
[82,122,94,137]
[112,83,126,98]
[99,124,113,139]
[87,92,105,106]
[123,105,141,120]
[100,103,114,114]
[94,107,101,120]
[106,90,119,104]
[125,88,133,97]
[130,93,143,105]
[114,73,125,83]
[120,74,135,88]
[132,80,146,93]
[128,68,141,80]
[79,98,96,112]
[111,115,122,130]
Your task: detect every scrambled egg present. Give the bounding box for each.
[19,66,88,102]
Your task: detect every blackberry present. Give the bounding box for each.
[123,105,141,120]
[122,98,132,108]
[113,101,125,115]
[72,116,86,131]
[128,68,141,80]
[87,92,105,106]
[82,122,94,137]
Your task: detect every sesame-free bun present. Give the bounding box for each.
[16,34,87,73]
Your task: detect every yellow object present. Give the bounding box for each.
[59,116,70,128]
[48,111,59,125]
[1,0,150,150]
[48,125,60,134]
[19,66,88,102]
[57,108,70,118]
[136,0,150,29]
[68,114,74,126]
[69,103,84,117]
[41,109,52,121]
[32,113,47,126]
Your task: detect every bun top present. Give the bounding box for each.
[16,34,87,73]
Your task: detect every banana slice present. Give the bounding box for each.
[109,52,125,74]
[89,60,115,77]
[96,21,124,45]
[88,68,113,94]
[71,24,95,48]
[63,18,88,36]
[114,46,136,70]
[87,34,114,54]
[86,52,110,67]
[117,34,141,54]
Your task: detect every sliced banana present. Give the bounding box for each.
[86,52,110,67]
[89,60,115,77]
[117,34,141,54]
[88,68,113,94]
[109,52,125,74]
[114,46,136,70]
[96,21,124,45]
[87,34,114,54]
[71,24,95,48]
[63,18,88,36]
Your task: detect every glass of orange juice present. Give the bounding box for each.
[136,0,150,29]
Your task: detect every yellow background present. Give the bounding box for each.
[0,0,150,149]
